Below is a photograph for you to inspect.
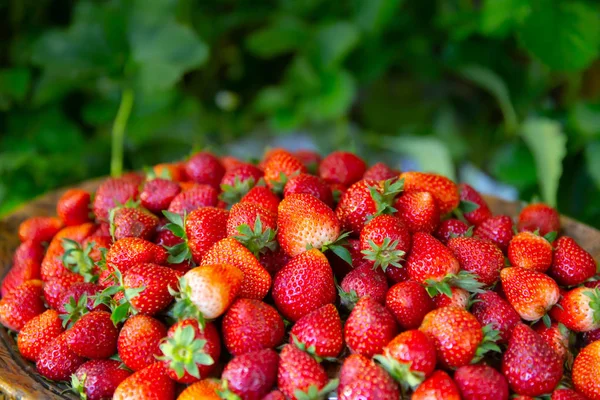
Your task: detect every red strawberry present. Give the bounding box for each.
[338,354,400,400]
[113,362,175,400]
[272,248,336,322]
[155,220,184,248]
[263,150,307,192]
[240,185,280,215]
[501,267,560,322]
[290,303,343,359]
[534,321,571,363]
[185,207,229,264]
[167,184,219,214]
[345,296,398,358]
[18,216,63,243]
[400,171,459,214]
[359,215,411,273]
[0,279,45,331]
[386,280,435,330]
[508,231,553,272]
[111,206,159,241]
[319,151,366,186]
[284,173,334,207]
[412,370,461,400]
[448,236,504,286]
[454,364,509,400]
[72,359,131,400]
[222,298,285,356]
[41,223,96,280]
[159,319,220,384]
[140,178,181,214]
[518,203,561,236]
[57,189,92,226]
[475,215,514,252]
[221,348,279,400]
[432,287,470,309]
[1,258,41,298]
[118,314,168,371]
[548,236,597,286]
[65,311,118,359]
[259,247,291,277]
[185,151,225,188]
[394,190,440,233]
[36,331,86,381]
[294,149,321,173]
[12,239,45,268]
[43,273,84,310]
[262,390,286,400]
[123,263,179,315]
[178,379,221,400]
[550,287,600,332]
[106,237,168,274]
[405,232,460,285]
[226,202,277,239]
[58,282,106,315]
[552,388,590,400]
[573,340,600,399]
[17,309,63,362]
[471,290,520,344]
[339,263,388,308]
[220,163,263,205]
[93,177,139,221]
[434,218,470,244]
[458,183,493,226]
[502,323,563,396]
[277,344,335,400]
[363,162,399,181]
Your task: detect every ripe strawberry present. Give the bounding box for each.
[240,185,280,215]
[359,215,411,273]
[43,273,84,309]
[72,359,131,400]
[155,220,184,248]
[548,236,597,286]
[475,215,514,252]
[432,287,470,309]
[185,207,229,264]
[518,203,561,236]
[386,280,435,330]
[573,340,600,399]
[501,267,560,322]
[57,189,92,226]
[295,149,321,173]
[12,239,45,268]
[1,258,41,298]
[290,303,343,359]
[140,178,181,214]
[259,247,291,277]
[363,162,399,181]
[178,379,220,400]
[550,287,600,332]
[17,309,63,362]
[118,314,168,372]
[0,279,45,331]
[448,236,504,286]
[471,290,520,344]
[534,321,571,363]
[18,216,63,244]
[502,323,563,396]
[41,223,96,280]
[106,237,168,274]
[36,331,86,381]
[220,163,263,205]
[412,370,461,400]
[338,354,400,400]
[221,348,279,400]
[277,344,335,400]
[263,150,307,192]
[65,311,118,359]
[262,390,286,400]
[434,218,470,244]
[345,296,398,358]
[339,263,388,308]
[226,201,276,238]
[400,171,459,214]
[159,319,220,384]
[185,151,225,188]
[222,298,285,356]
[272,248,336,322]
[122,263,179,315]
[113,362,175,400]
[453,364,509,400]
[284,173,334,207]
[93,177,139,221]
[458,183,493,226]
[551,388,590,400]
[508,231,553,272]
[201,237,271,300]
[394,190,440,233]
[152,162,187,182]
[167,184,219,214]
[110,206,159,241]
[319,151,367,186]
[405,232,460,285]
[58,282,107,317]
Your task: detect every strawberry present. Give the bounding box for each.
[259,247,291,277]
[448,236,504,286]
[58,282,107,316]
[359,215,411,273]
[113,362,175,400]
[295,149,322,173]
[328,237,362,280]
[284,173,334,207]
[263,150,307,192]
[17,309,63,362]
[43,273,84,310]
[122,263,179,315]
[159,319,220,384]
[240,185,280,215]
[41,223,96,280]
[432,287,470,309]
[502,323,563,396]
[201,237,271,300]
[583,327,600,346]
[184,207,229,264]
[0,279,45,331]
[185,152,225,188]
[65,311,118,359]
[36,331,86,381]
[72,359,131,400]
[93,177,139,221]
[226,201,277,239]
[110,206,159,241]
[118,314,168,372]
[290,303,343,359]
[394,190,440,233]
[338,354,400,400]
[319,151,366,186]
[12,239,45,268]
[475,215,514,252]
[434,218,469,244]
[471,290,520,344]
[272,248,336,322]
[550,287,600,332]
[508,231,553,272]
[374,330,436,390]
[412,370,461,400]
[339,263,388,308]
[534,321,571,363]
[1,258,41,298]
[18,216,63,243]
[453,364,509,400]
[220,163,263,205]
[106,237,168,275]
[363,162,399,181]
[345,296,398,358]
[167,184,219,214]
[155,220,184,248]
[222,298,285,356]
[551,388,590,400]
[458,183,493,226]
[178,379,221,399]
[386,280,435,330]
[152,162,187,182]
[500,267,560,322]
[262,390,286,400]
[420,307,500,369]
[548,236,597,286]
[573,340,600,399]
[57,189,92,226]
[221,348,279,400]
[277,344,337,400]
[400,171,459,214]
[140,178,181,214]
[518,203,561,236]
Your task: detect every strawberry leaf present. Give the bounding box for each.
[111,302,131,325]
[459,199,480,213]
[543,231,558,243]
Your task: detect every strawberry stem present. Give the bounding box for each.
[111,88,134,178]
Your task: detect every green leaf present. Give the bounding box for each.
[570,102,600,140]
[0,68,31,103]
[246,17,308,58]
[353,0,403,35]
[313,22,360,68]
[384,135,456,181]
[459,200,480,213]
[489,142,538,189]
[518,0,600,71]
[479,0,530,37]
[519,117,567,206]
[302,70,356,121]
[585,141,600,189]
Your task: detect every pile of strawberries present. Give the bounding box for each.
[1,148,599,400]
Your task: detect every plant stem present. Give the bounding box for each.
[111,88,134,177]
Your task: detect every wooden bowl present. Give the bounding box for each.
[1,181,599,399]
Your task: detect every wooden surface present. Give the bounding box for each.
[0,181,599,399]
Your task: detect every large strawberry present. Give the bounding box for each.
[184,207,229,264]
[167,184,219,214]
[113,362,175,400]
[17,309,63,362]
[518,202,561,236]
[221,348,279,400]
[185,151,225,188]
[140,178,181,214]
[37,332,86,381]
[453,364,510,400]
[18,216,63,244]
[110,206,159,241]
[400,171,459,214]
[502,323,563,396]
[338,354,400,400]
[573,340,600,400]
[120,263,179,316]
[339,263,388,308]
[474,215,514,252]
[105,237,167,275]
[550,287,600,332]
[284,173,334,207]
[412,370,461,400]
[345,296,398,358]
[508,231,553,272]
[57,189,92,226]
[448,236,504,286]
[65,310,118,359]
[386,280,435,330]
[359,214,411,273]
[319,151,366,187]
[72,359,131,400]
[290,303,343,359]
[471,290,520,344]
[394,190,441,233]
[118,314,168,371]
[548,236,597,286]
[93,177,139,221]
[0,279,45,331]
[263,150,307,192]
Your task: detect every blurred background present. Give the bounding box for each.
[0,0,599,228]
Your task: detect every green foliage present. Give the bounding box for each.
[1,0,599,227]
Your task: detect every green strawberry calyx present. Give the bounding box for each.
[294,379,339,400]
[233,215,278,257]
[368,178,404,218]
[361,237,405,272]
[167,276,206,329]
[373,350,425,391]
[61,238,99,283]
[472,324,502,363]
[162,210,194,265]
[157,324,214,380]
[220,176,261,206]
[425,271,485,298]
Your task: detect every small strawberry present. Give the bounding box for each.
[178,379,221,400]
[573,340,600,399]
[400,171,459,214]
[110,206,159,241]
[458,183,492,226]
[122,263,179,315]
[140,178,181,214]
[118,314,168,372]
[65,310,118,359]
[57,189,92,226]
[432,287,470,309]
[37,331,86,381]
[448,236,505,286]
[434,218,470,244]
[453,364,509,400]
[518,203,561,236]
[359,214,411,273]
[219,163,263,205]
[220,348,279,400]
[11,239,45,269]
[263,150,307,192]
[394,190,440,233]
[240,185,280,215]
[284,173,334,208]
[339,263,388,308]
[295,149,322,173]
[1,258,41,298]
[319,151,367,187]
[345,296,398,358]
[548,236,597,287]
[534,321,571,363]
[508,231,554,272]
[222,298,285,356]
[184,207,229,264]
[0,279,45,331]
[105,237,168,274]
[412,370,461,400]
[93,177,139,221]
[18,216,63,244]
[471,290,520,344]
[474,215,514,252]
[167,184,219,215]
[551,388,590,400]
[550,287,600,332]
[185,151,226,188]
[363,162,399,181]
[113,362,175,400]
[338,354,400,400]
[502,323,563,396]
[291,303,343,359]
[17,309,63,362]
[71,359,131,400]
[386,280,435,330]
[43,273,84,310]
